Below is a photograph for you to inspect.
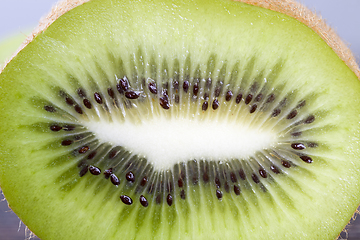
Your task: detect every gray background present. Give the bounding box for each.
[0,0,359,239]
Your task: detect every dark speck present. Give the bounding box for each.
[167,194,173,206]
[216,189,223,199]
[245,94,253,105]
[140,195,148,207]
[125,91,140,99]
[251,174,260,184]
[183,81,189,93]
[212,99,219,110]
[236,93,242,104]
[202,101,208,111]
[226,90,233,101]
[120,195,133,205]
[110,174,120,185]
[50,125,62,132]
[89,166,101,175]
[148,82,157,94]
[126,171,135,183]
[234,185,241,195]
[300,155,313,163]
[83,99,92,109]
[94,92,103,104]
[44,106,56,113]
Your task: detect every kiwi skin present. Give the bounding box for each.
[0,0,360,239]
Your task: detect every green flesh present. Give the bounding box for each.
[1,0,360,239]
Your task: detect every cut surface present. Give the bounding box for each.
[1,0,360,240]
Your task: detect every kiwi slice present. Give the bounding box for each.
[1,0,360,239]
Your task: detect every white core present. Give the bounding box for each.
[85,117,276,170]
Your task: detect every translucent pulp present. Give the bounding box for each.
[85,116,277,170]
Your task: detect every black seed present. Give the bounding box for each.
[74,135,84,140]
[225,90,233,101]
[215,177,221,188]
[178,178,184,188]
[291,132,302,137]
[110,174,120,185]
[167,194,173,206]
[230,172,237,183]
[126,171,135,183]
[79,165,89,177]
[61,139,73,146]
[212,99,219,110]
[160,97,170,110]
[120,78,129,91]
[107,88,115,98]
[297,100,306,108]
[104,168,113,179]
[140,176,148,186]
[305,115,315,124]
[300,155,313,163]
[125,91,140,99]
[173,80,179,90]
[266,94,275,103]
[109,150,118,159]
[214,86,221,97]
[216,189,223,199]
[94,92,103,104]
[224,182,230,193]
[175,95,180,104]
[203,172,209,183]
[65,97,74,105]
[116,83,123,94]
[180,190,186,199]
[239,169,246,180]
[77,88,86,98]
[234,185,241,195]
[255,93,263,102]
[83,99,92,109]
[183,81,189,93]
[148,82,157,94]
[291,143,306,150]
[250,104,257,113]
[236,93,242,104]
[74,105,83,114]
[272,109,281,117]
[44,105,55,112]
[193,83,199,96]
[203,93,209,100]
[89,166,101,175]
[270,165,280,174]
[87,151,97,160]
[50,125,62,131]
[140,195,148,207]
[259,169,267,178]
[202,101,209,111]
[287,110,298,119]
[79,146,90,154]
[156,194,161,204]
[245,94,253,105]
[63,125,75,131]
[252,174,260,184]
[308,142,318,148]
[281,160,291,168]
[120,195,133,205]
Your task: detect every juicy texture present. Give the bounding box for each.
[0,0,360,240]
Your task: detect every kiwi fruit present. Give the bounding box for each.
[1,0,360,239]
